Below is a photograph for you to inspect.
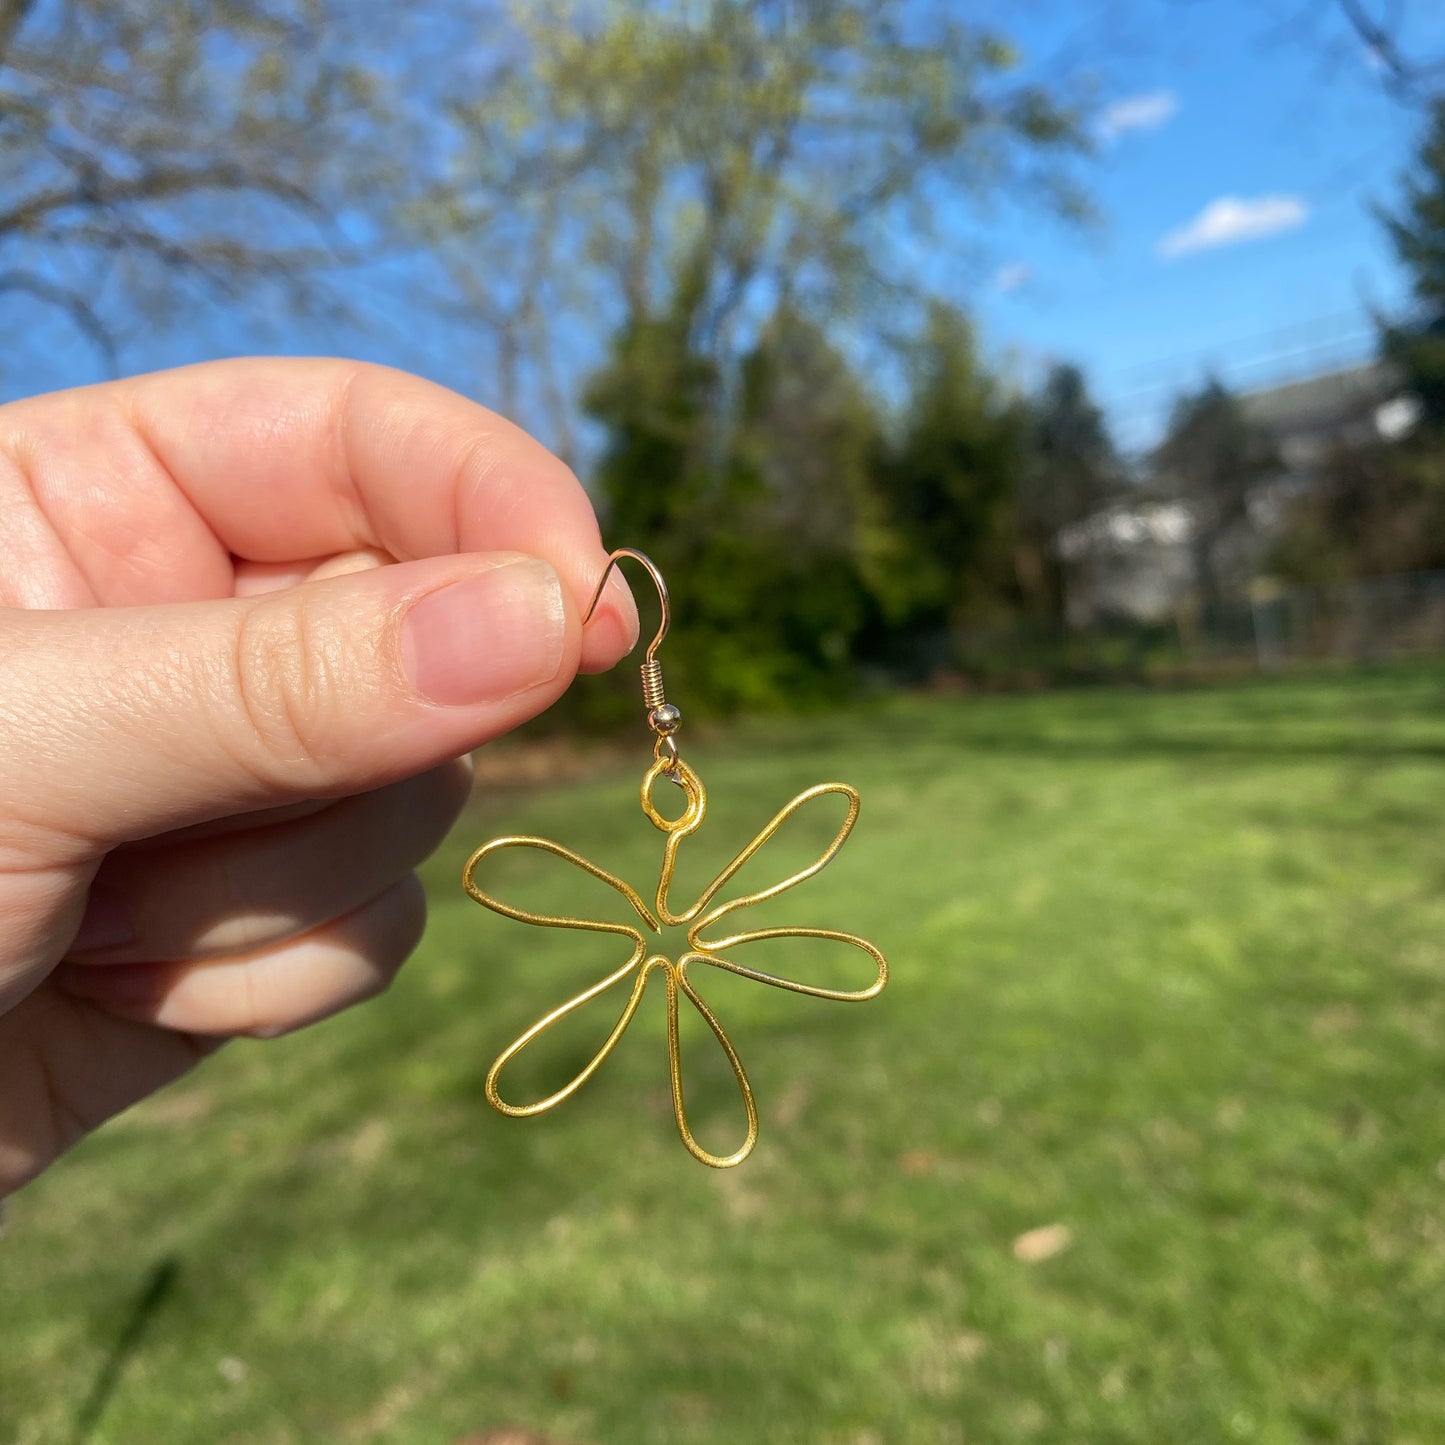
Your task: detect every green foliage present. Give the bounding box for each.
[1273,101,1445,587]
[7,668,1445,1443]
[1154,378,1281,612]
[426,0,1089,450]
[1273,437,1445,584]
[1022,365,1121,526]
[863,304,1028,631]
[1384,96,1445,316]
[577,289,1129,716]
[584,296,877,715]
[1156,379,1280,530]
[1016,361,1123,614]
[585,280,721,545]
[1381,97,1445,426]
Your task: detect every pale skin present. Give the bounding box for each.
[0,357,640,1198]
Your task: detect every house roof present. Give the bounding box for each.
[1240,362,1400,439]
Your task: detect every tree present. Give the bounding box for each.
[1272,435,1445,584]
[1334,0,1445,104]
[864,304,1027,640]
[1268,100,1445,588]
[1257,2,1444,109]
[1016,362,1121,616]
[0,0,401,384]
[1380,96,1445,426]
[424,0,1087,457]
[733,306,879,568]
[584,268,720,550]
[584,291,880,710]
[1153,379,1281,616]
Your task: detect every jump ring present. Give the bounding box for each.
[641,755,704,834]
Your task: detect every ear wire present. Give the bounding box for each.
[582,548,682,768]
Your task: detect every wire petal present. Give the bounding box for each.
[463,835,660,1115]
[663,954,759,1168]
[689,927,888,1002]
[666,782,861,934]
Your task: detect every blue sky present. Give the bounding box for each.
[3,0,1441,459]
[973,0,1445,449]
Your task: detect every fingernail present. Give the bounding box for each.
[70,887,138,954]
[402,559,566,706]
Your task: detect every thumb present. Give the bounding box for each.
[0,552,585,861]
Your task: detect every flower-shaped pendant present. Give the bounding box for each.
[463,752,888,1168]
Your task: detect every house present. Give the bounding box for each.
[1238,361,1417,475]
[1056,501,1194,627]
[1058,362,1421,627]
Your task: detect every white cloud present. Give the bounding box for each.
[1157,194,1309,259]
[993,262,1033,294]
[1097,90,1179,142]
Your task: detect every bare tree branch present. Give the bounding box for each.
[1336,0,1445,101]
[0,0,37,67]
[0,1,410,379]
[0,266,117,370]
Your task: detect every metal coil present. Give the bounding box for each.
[640,658,666,709]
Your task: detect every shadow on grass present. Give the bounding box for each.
[883,728,1445,762]
[70,1256,180,1445]
[728,667,1445,765]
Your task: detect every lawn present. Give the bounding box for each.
[3,666,1444,1445]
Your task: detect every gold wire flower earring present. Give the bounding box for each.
[462,548,888,1168]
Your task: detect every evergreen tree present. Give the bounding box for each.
[864,305,1028,639]
[1381,97,1445,426]
[584,294,881,710]
[1017,363,1122,616]
[1154,379,1280,616]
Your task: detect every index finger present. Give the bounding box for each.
[5,357,639,668]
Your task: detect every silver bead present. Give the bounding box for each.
[648,703,682,735]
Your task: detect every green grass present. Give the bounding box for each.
[4,665,1445,1445]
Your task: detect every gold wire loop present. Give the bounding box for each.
[581,547,670,662]
[463,757,887,1168]
[642,753,705,834]
[582,548,683,756]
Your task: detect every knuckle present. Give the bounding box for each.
[238,961,288,1040]
[224,597,346,791]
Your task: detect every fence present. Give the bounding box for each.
[934,572,1445,686]
[1252,572,1445,669]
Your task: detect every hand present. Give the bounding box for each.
[0,358,638,1197]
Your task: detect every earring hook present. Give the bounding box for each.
[581,547,682,768]
[581,547,670,663]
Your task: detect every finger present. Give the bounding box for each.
[232,547,394,597]
[57,873,427,1037]
[69,761,471,962]
[0,552,573,867]
[0,983,218,1197]
[120,798,336,851]
[65,548,414,863]
[0,359,639,669]
[0,877,424,1194]
[114,552,421,851]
